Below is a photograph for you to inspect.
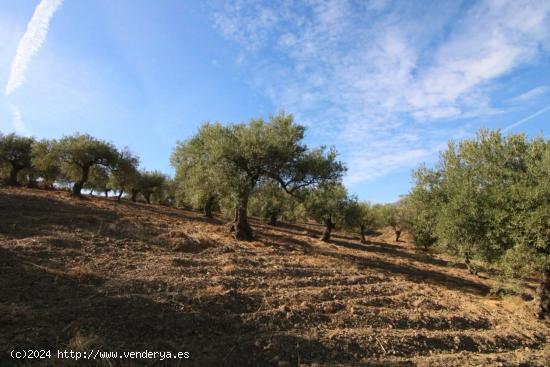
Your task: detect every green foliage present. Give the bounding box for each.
[407,129,550,273]
[303,183,358,241]
[54,134,119,196]
[0,133,35,186]
[304,183,348,226]
[109,148,140,200]
[135,171,166,204]
[248,180,293,224]
[371,202,407,241]
[155,177,177,206]
[357,202,378,233]
[85,166,110,195]
[404,166,442,250]
[31,139,61,188]
[171,112,345,239]
[171,128,219,211]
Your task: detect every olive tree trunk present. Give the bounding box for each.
[204,195,215,218]
[268,212,277,226]
[321,218,334,242]
[143,193,151,204]
[360,224,367,244]
[538,264,550,319]
[117,190,124,201]
[131,189,138,202]
[72,165,90,197]
[7,164,23,186]
[394,227,402,242]
[231,192,253,241]
[464,252,478,275]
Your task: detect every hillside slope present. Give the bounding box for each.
[1,188,549,366]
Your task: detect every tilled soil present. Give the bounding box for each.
[1,188,549,366]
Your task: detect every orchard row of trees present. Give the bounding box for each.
[0,133,167,203]
[0,114,403,245]
[169,112,409,242]
[404,130,550,317]
[2,118,549,315]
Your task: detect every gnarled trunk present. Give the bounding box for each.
[7,165,22,186]
[464,252,478,275]
[231,192,253,241]
[72,165,90,197]
[360,224,367,244]
[395,228,402,242]
[143,192,151,204]
[131,189,138,202]
[268,212,277,226]
[321,218,334,242]
[538,264,550,319]
[204,195,215,218]
[104,189,109,198]
[117,190,124,202]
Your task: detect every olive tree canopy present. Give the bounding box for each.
[172,112,345,240]
[53,134,119,196]
[0,133,35,186]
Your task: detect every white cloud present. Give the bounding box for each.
[5,0,64,96]
[213,0,550,184]
[10,105,31,136]
[507,86,549,103]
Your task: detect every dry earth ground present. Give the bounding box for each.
[1,188,549,366]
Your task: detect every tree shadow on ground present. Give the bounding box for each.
[0,191,122,239]
[329,237,454,269]
[120,199,226,226]
[253,227,314,254]
[0,246,334,366]
[0,191,224,243]
[315,248,490,296]
[249,220,489,296]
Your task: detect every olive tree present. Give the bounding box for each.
[512,136,550,317]
[31,139,61,189]
[355,202,378,244]
[404,165,443,250]
[54,134,119,197]
[85,166,110,196]
[304,183,351,242]
[249,180,292,226]
[109,148,140,201]
[0,133,35,186]
[171,133,219,217]
[133,170,166,204]
[375,203,407,242]
[407,129,550,317]
[172,112,345,240]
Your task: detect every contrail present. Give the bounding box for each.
[10,105,31,136]
[5,0,64,96]
[502,104,550,132]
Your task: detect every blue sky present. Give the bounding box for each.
[1,0,549,202]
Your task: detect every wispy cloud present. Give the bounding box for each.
[10,105,31,136]
[213,0,550,185]
[506,86,549,103]
[5,0,64,96]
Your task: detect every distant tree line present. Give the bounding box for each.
[0,115,411,246]
[0,133,168,203]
